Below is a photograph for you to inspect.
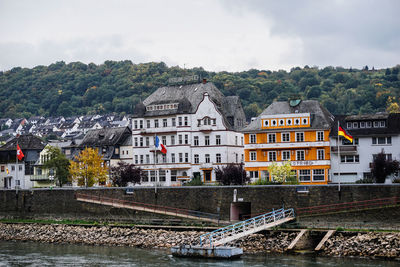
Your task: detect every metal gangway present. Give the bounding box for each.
[75,192,223,224]
[199,207,295,247]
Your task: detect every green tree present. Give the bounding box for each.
[43,146,70,187]
[69,147,108,187]
[269,161,297,184]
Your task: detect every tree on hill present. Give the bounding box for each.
[69,147,108,187]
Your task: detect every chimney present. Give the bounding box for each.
[202,78,207,84]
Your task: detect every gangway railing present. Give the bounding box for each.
[199,207,295,247]
[297,196,400,216]
[75,192,221,223]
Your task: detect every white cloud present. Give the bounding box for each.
[0,0,398,71]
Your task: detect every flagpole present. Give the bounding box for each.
[337,121,341,192]
[16,140,18,190]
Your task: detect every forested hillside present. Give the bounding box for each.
[0,60,399,119]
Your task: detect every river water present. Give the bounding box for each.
[0,241,398,266]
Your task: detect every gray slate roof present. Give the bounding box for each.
[79,127,132,148]
[134,82,246,131]
[243,100,334,132]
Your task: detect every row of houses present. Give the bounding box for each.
[0,79,399,189]
[0,114,130,142]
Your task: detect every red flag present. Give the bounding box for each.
[17,144,24,161]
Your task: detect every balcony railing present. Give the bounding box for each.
[330,145,357,153]
[30,175,54,181]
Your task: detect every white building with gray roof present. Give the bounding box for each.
[132,79,246,186]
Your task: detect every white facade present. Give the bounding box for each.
[132,93,244,186]
[0,163,31,189]
[330,117,400,183]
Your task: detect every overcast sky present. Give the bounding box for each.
[0,0,399,72]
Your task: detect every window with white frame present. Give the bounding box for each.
[268,151,277,162]
[286,119,292,126]
[282,150,290,161]
[179,153,183,163]
[296,132,304,142]
[172,118,176,127]
[313,169,325,181]
[150,170,156,182]
[140,155,144,164]
[316,131,324,141]
[139,120,143,129]
[302,118,308,125]
[366,121,372,128]
[296,150,305,161]
[372,136,391,145]
[250,134,257,144]
[146,137,150,146]
[142,171,149,182]
[154,119,159,128]
[373,121,379,127]
[184,116,188,126]
[250,151,257,161]
[205,154,210,163]
[216,135,221,145]
[360,121,365,128]
[162,119,167,127]
[340,155,360,163]
[171,170,177,181]
[282,132,290,142]
[194,136,199,146]
[178,117,182,126]
[162,136,166,146]
[134,137,138,147]
[294,118,300,125]
[249,171,259,179]
[264,120,269,127]
[299,170,311,181]
[194,154,199,164]
[134,155,138,164]
[146,154,150,164]
[268,133,276,143]
[205,136,210,146]
[170,135,175,145]
[185,153,189,163]
[271,119,277,126]
[216,153,221,163]
[380,121,386,127]
[171,153,175,163]
[317,149,325,160]
[353,122,358,128]
[134,120,138,129]
[347,122,352,129]
[184,134,189,144]
[178,135,183,144]
[146,120,150,128]
[279,119,285,126]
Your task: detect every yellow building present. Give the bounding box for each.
[242,100,334,184]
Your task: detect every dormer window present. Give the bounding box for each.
[380,121,386,127]
[286,119,292,126]
[271,119,277,126]
[264,120,269,127]
[352,122,358,128]
[347,122,352,129]
[360,121,365,128]
[294,118,300,125]
[279,119,285,126]
[302,118,308,125]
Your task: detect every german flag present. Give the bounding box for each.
[338,126,353,143]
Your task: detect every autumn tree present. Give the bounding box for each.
[215,163,249,185]
[69,147,108,187]
[269,161,298,184]
[371,150,400,183]
[42,146,70,187]
[110,161,143,187]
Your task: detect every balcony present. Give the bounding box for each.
[30,175,54,181]
[330,145,357,153]
[198,125,213,132]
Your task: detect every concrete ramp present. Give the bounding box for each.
[76,193,222,224]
